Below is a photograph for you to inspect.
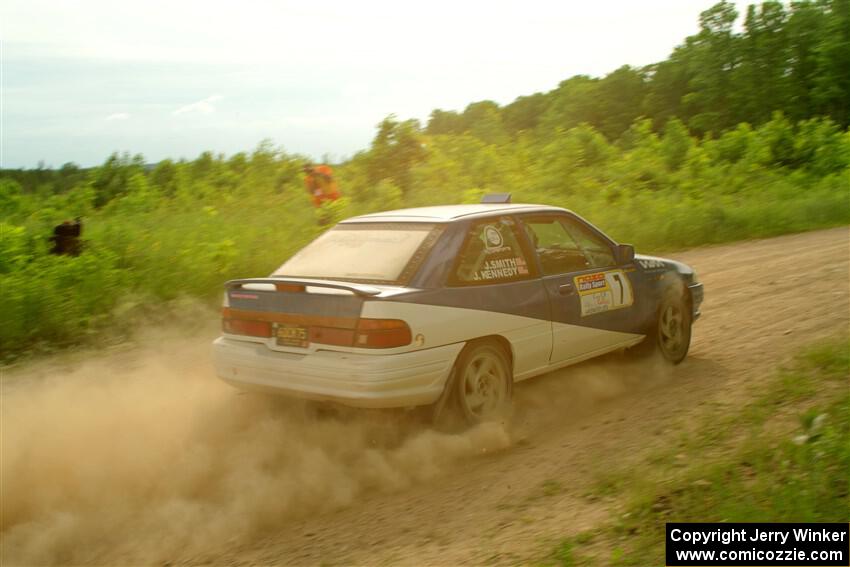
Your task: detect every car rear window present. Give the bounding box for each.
[274,223,442,285]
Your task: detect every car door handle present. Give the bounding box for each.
[558,283,575,296]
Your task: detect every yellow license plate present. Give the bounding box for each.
[276,324,308,348]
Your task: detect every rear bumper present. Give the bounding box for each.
[688,282,704,320]
[212,337,463,408]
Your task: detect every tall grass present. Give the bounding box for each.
[1,116,848,356]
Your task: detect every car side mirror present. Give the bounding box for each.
[616,244,635,264]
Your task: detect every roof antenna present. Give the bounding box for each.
[481,193,511,204]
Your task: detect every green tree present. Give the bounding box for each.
[643,50,692,129]
[426,109,464,135]
[462,101,508,145]
[683,1,740,135]
[90,153,146,208]
[539,76,603,135]
[595,66,648,140]
[783,1,826,121]
[150,159,180,197]
[502,92,549,134]
[812,0,850,127]
[733,2,789,124]
[367,115,427,194]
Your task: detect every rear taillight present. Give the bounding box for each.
[354,319,412,348]
[222,318,272,338]
[220,309,411,350]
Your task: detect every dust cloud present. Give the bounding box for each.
[0,328,510,566]
[1,318,672,566]
[512,352,674,434]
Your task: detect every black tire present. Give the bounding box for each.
[627,288,692,364]
[432,341,513,427]
[653,289,692,364]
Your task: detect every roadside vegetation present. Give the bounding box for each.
[535,337,850,566]
[2,0,849,357]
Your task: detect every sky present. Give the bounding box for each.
[1,0,751,169]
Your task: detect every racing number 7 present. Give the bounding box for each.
[612,273,624,304]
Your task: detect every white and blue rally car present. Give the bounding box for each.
[213,196,703,423]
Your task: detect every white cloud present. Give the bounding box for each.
[173,95,223,116]
[105,112,130,121]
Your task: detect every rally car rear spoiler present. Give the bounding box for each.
[225,277,382,297]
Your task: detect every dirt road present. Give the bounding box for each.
[2,227,848,566]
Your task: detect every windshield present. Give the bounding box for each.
[274,223,441,284]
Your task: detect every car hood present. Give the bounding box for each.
[634,254,696,279]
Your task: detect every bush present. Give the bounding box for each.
[1,117,848,358]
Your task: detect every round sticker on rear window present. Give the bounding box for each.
[482,225,503,250]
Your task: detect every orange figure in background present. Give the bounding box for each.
[303,164,340,207]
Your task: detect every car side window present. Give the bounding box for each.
[522,217,590,275]
[451,217,534,285]
[561,217,616,269]
[521,215,617,274]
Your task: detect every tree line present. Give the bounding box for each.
[426,0,849,141]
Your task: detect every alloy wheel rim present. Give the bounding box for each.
[659,304,684,355]
[462,352,507,418]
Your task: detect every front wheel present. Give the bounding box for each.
[627,289,692,364]
[655,291,692,364]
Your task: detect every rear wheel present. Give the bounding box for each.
[433,341,513,427]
